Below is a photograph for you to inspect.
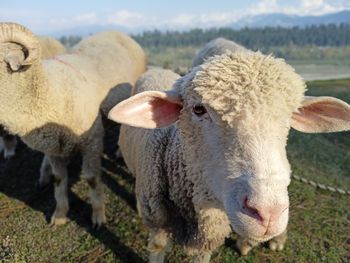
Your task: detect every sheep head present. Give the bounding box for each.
[109,52,350,242]
[0,23,41,71]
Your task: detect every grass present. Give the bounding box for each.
[0,79,349,262]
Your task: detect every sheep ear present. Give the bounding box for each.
[291,96,350,133]
[4,51,26,71]
[108,90,182,128]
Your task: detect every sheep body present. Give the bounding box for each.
[192,37,247,67]
[116,51,304,260]
[112,38,350,262]
[0,23,146,226]
[38,36,66,59]
[0,36,67,158]
[119,69,231,254]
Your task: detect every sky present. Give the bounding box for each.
[1,0,349,34]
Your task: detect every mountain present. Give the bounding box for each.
[45,10,350,37]
[232,10,350,29]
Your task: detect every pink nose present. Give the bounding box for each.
[241,197,288,228]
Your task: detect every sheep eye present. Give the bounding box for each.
[192,104,207,116]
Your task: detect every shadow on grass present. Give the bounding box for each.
[0,125,145,263]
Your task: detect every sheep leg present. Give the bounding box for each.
[81,120,106,228]
[38,155,53,189]
[115,147,123,159]
[3,134,17,159]
[236,236,259,256]
[268,229,287,251]
[48,156,69,226]
[148,228,172,263]
[193,252,212,263]
[0,137,4,153]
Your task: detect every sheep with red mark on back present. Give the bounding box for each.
[0,22,146,227]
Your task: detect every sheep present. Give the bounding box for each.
[0,36,66,159]
[108,44,350,261]
[0,22,146,227]
[192,37,247,67]
[38,36,66,59]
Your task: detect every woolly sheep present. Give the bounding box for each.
[0,36,66,159]
[0,23,146,227]
[192,37,247,67]
[38,36,66,59]
[109,40,350,262]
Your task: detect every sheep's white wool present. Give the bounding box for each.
[114,38,350,262]
[192,52,306,124]
[0,23,146,226]
[118,49,306,256]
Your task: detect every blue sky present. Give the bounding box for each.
[1,0,349,34]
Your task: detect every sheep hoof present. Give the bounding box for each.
[49,215,68,226]
[92,211,106,229]
[268,239,285,251]
[236,237,253,256]
[268,230,287,252]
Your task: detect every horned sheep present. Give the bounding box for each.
[109,39,350,262]
[0,22,146,227]
[0,36,66,159]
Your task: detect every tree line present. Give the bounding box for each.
[132,23,350,49]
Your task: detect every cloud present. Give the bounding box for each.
[74,12,97,24]
[170,14,196,27]
[3,0,349,34]
[198,12,238,26]
[295,0,344,15]
[107,10,158,28]
[250,0,279,15]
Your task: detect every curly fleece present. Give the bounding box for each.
[119,51,306,255]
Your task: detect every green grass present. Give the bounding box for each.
[0,79,349,262]
[146,45,198,69]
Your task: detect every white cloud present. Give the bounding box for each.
[74,12,97,24]
[107,10,158,28]
[44,12,98,31]
[198,12,238,25]
[3,0,349,34]
[250,0,279,15]
[102,1,348,30]
[171,14,196,27]
[296,0,343,15]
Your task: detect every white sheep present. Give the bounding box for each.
[38,36,66,59]
[0,36,67,159]
[192,37,247,67]
[0,22,146,227]
[108,41,350,262]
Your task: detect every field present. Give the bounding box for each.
[0,77,349,262]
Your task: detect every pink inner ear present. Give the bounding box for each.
[291,99,350,133]
[108,90,183,128]
[303,101,350,120]
[151,98,182,127]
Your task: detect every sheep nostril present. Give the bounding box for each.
[242,197,263,222]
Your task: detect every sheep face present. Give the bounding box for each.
[178,88,292,242]
[175,52,306,242]
[109,52,350,242]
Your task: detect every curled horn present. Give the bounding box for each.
[0,22,41,66]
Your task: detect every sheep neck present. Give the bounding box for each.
[0,62,53,136]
